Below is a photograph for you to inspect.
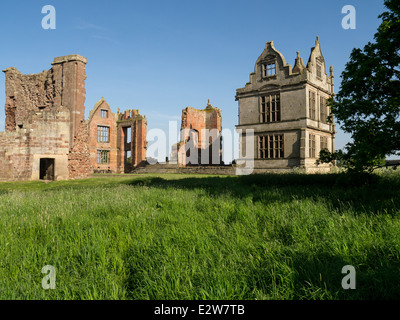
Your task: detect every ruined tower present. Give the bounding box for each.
[51,55,87,147]
[3,54,87,147]
[176,100,223,166]
[0,55,91,181]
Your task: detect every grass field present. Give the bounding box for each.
[0,171,399,300]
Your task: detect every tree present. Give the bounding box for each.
[320,0,400,172]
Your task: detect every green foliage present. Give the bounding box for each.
[0,173,400,300]
[321,0,400,172]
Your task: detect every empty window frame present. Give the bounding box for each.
[309,91,316,120]
[261,94,281,123]
[263,62,276,77]
[258,134,284,159]
[101,109,108,118]
[97,126,110,143]
[97,150,110,164]
[320,96,327,123]
[320,136,328,151]
[309,134,316,158]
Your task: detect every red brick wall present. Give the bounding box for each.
[0,132,31,180]
[0,107,71,181]
[68,121,91,179]
[3,69,50,131]
[87,99,118,173]
[134,118,147,167]
[0,55,150,180]
[115,110,147,173]
[178,104,222,166]
[53,57,87,147]
[3,55,87,148]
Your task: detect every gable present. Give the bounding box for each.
[255,41,292,79]
[307,37,327,78]
[87,97,112,124]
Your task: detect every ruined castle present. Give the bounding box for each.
[0,55,147,181]
[0,37,335,181]
[175,100,222,166]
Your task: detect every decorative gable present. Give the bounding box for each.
[307,36,327,79]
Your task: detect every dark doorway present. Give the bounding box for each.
[124,150,132,173]
[40,158,55,181]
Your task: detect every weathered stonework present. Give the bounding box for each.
[87,98,148,174]
[236,37,336,173]
[0,55,148,181]
[116,108,148,172]
[68,120,91,179]
[0,55,89,181]
[176,100,222,166]
[0,106,71,181]
[3,54,87,146]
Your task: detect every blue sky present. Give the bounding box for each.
[0,0,387,162]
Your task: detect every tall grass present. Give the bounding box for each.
[0,172,399,299]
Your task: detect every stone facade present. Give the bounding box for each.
[0,55,147,181]
[68,120,91,179]
[0,55,88,181]
[116,108,147,172]
[87,98,147,174]
[175,100,223,166]
[235,37,336,173]
[4,54,87,146]
[0,106,71,181]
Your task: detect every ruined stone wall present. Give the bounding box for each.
[87,98,119,173]
[3,68,54,131]
[0,54,155,180]
[0,54,91,181]
[181,103,222,142]
[178,101,222,166]
[86,100,147,174]
[68,120,91,179]
[116,109,147,173]
[51,55,87,147]
[133,117,147,167]
[0,132,31,180]
[3,55,87,147]
[0,106,71,181]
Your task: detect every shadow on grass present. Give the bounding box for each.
[118,173,400,300]
[125,173,400,216]
[123,232,400,299]
[287,250,400,299]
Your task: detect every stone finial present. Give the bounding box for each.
[330,66,334,77]
[292,51,306,74]
[266,41,274,49]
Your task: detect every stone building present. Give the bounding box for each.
[0,54,90,181]
[0,55,147,181]
[235,37,335,173]
[175,100,222,166]
[87,98,147,173]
